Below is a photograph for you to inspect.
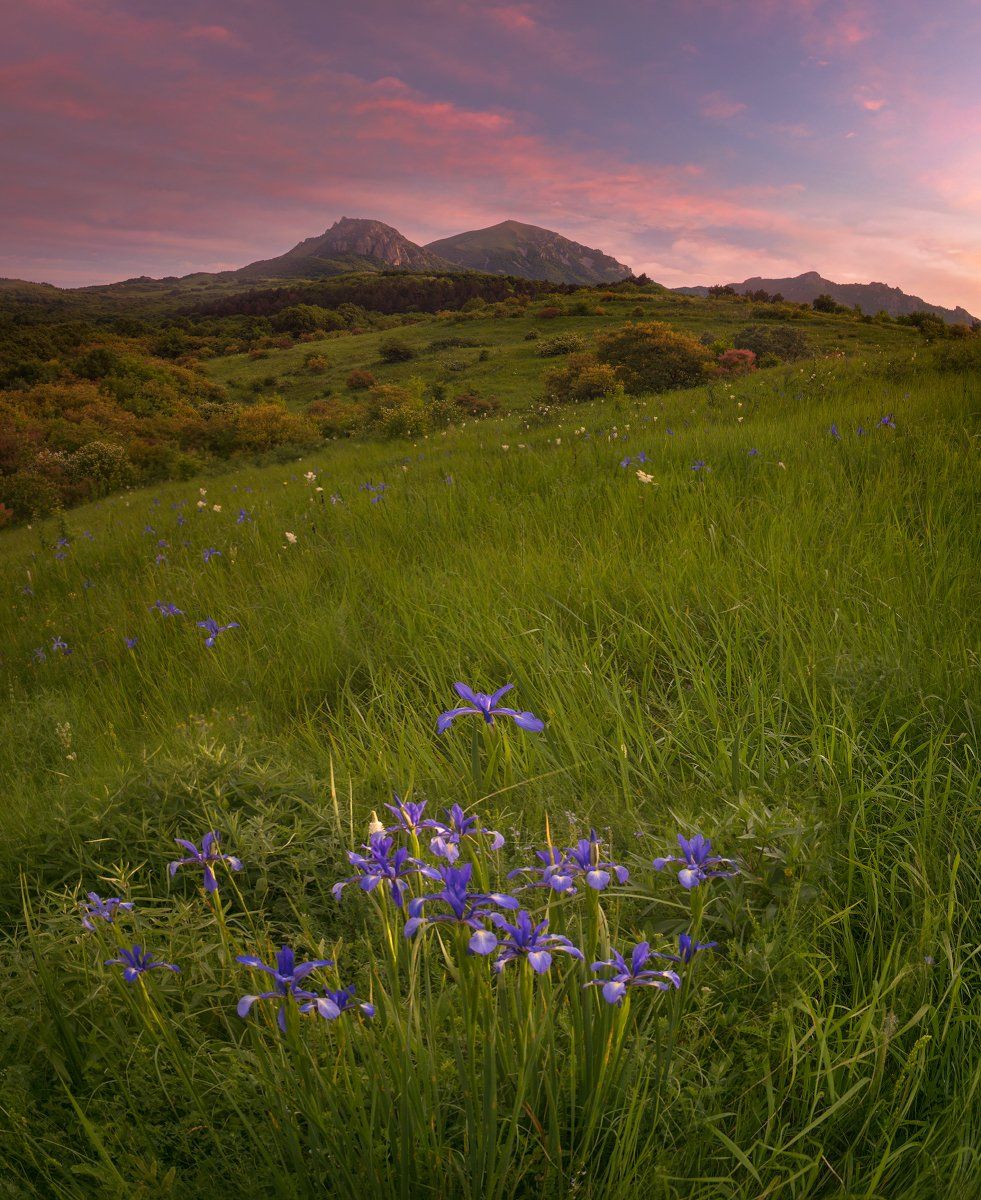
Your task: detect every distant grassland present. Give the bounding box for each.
[0,336,978,1196]
[204,293,917,411]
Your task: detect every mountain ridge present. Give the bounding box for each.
[674,270,976,325]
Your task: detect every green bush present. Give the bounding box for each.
[378,339,417,364]
[543,353,620,403]
[732,325,811,363]
[537,333,587,357]
[597,322,712,394]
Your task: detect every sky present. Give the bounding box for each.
[2,0,980,312]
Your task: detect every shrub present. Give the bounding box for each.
[717,349,757,376]
[67,440,133,494]
[346,370,376,391]
[453,390,500,416]
[271,305,340,335]
[234,402,318,452]
[378,339,416,364]
[732,325,811,363]
[536,306,563,320]
[537,333,587,358]
[365,384,429,437]
[0,470,62,518]
[932,336,981,373]
[543,353,620,403]
[304,354,329,374]
[597,322,712,394]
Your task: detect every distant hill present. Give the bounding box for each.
[425,220,631,286]
[674,271,976,325]
[231,217,453,281]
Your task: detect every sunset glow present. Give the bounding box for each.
[2,0,979,310]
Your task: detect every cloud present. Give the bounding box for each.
[699,92,747,120]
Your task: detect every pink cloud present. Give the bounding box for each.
[699,92,747,120]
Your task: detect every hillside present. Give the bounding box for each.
[676,270,977,325]
[426,220,632,285]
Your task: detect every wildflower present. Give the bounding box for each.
[332,832,438,908]
[879,414,896,429]
[330,494,342,505]
[51,636,71,655]
[150,600,183,617]
[284,531,297,544]
[236,508,250,524]
[203,547,221,563]
[506,845,569,891]
[692,460,708,472]
[21,585,33,597]
[748,448,759,457]
[83,579,94,590]
[105,945,179,983]
[636,470,655,484]
[777,461,786,469]
[653,833,736,889]
[657,932,717,964]
[384,795,428,835]
[404,863,518,952]
[144,525,155,536]
[488,910,583,975]
[81,892,134,931]
[587,942,681,1004]
[124,636,138,650]
[437,682,544,734]
[177,515,187,527]
[422,803,504,862]
[155,553,167,565]
[54,551,67,561]
[82,530,93,540]
[300,985,376,1021]
[197,500,207,509]
[619,456,631,469]
[830,424,840,440]
[196,617,240,649]
[32,647,46,662]
[237,945,333,1031]
[304,471,317,483]
[212,504,222,513]
[168,831,243,893]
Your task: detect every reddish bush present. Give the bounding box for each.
[346,370,377,390]
[718,348,757,376]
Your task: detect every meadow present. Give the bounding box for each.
[0,328,978,1198]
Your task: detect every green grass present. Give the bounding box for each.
[203,293,916,411]
[0,347,978,1198]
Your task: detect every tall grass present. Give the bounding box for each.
[0,352,978,1197]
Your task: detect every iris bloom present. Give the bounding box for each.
[236,508,250,524]
[203,547,221,562]
[437,683,544,734]
[81,892,134,931]
[422,803,504,862]
[656,932,717,964]
[509,830,628,894]
[332,832,437,908]
[125,637,138,650]
[879,414,896,429]
[237,945,333,1031]
[653,833,736,889]
[403,863,518,954]
[197,618,240,647]
[384,795,428,834]
[105,945,179,982]
[169,831,243,892]
[587,942,681,1004]
[150,600,183,617]
[300,986,375,1021]
[488,910,583,975]
[51,636,71,655]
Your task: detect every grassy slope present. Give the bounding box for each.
[0,327,978,1196]
[203,293,916,411]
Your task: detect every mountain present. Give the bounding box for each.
[425,220,631,286]
[674,271,976,325]
[231,217,452,281]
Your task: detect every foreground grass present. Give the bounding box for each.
[0,352,978,1198]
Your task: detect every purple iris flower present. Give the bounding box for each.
[332,832,438,908]
[54,551,67,561]
[300,985,376,1021]
[144,525,155,536]
[236,945,333,1031]
[51,636,71,655]
[657,932,718,964]
[105,945,179,983]
[653,833,736,890]
[509,830,628,894]
[177,515,187,528]
[879,414,896,429]
[587,942,681,1004]
[197,618,240,647]
[32,647,46,662]
[421,804,504,862]
[124,636,138,650]
[236,508,250,524]
[21,585,33,596]
[403,862,518,954]
[203,547,221,562]
[857,426,866,436]
[384,795,428,834]
[81,892,134,931]
[748,447,759,457]
[619,456,631,469]
[437,682,544,734]
[487,910,584,975]
[830,424,840,440]
[168,831,243,893]
[692,460,708,472]
[150,600,183,617]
